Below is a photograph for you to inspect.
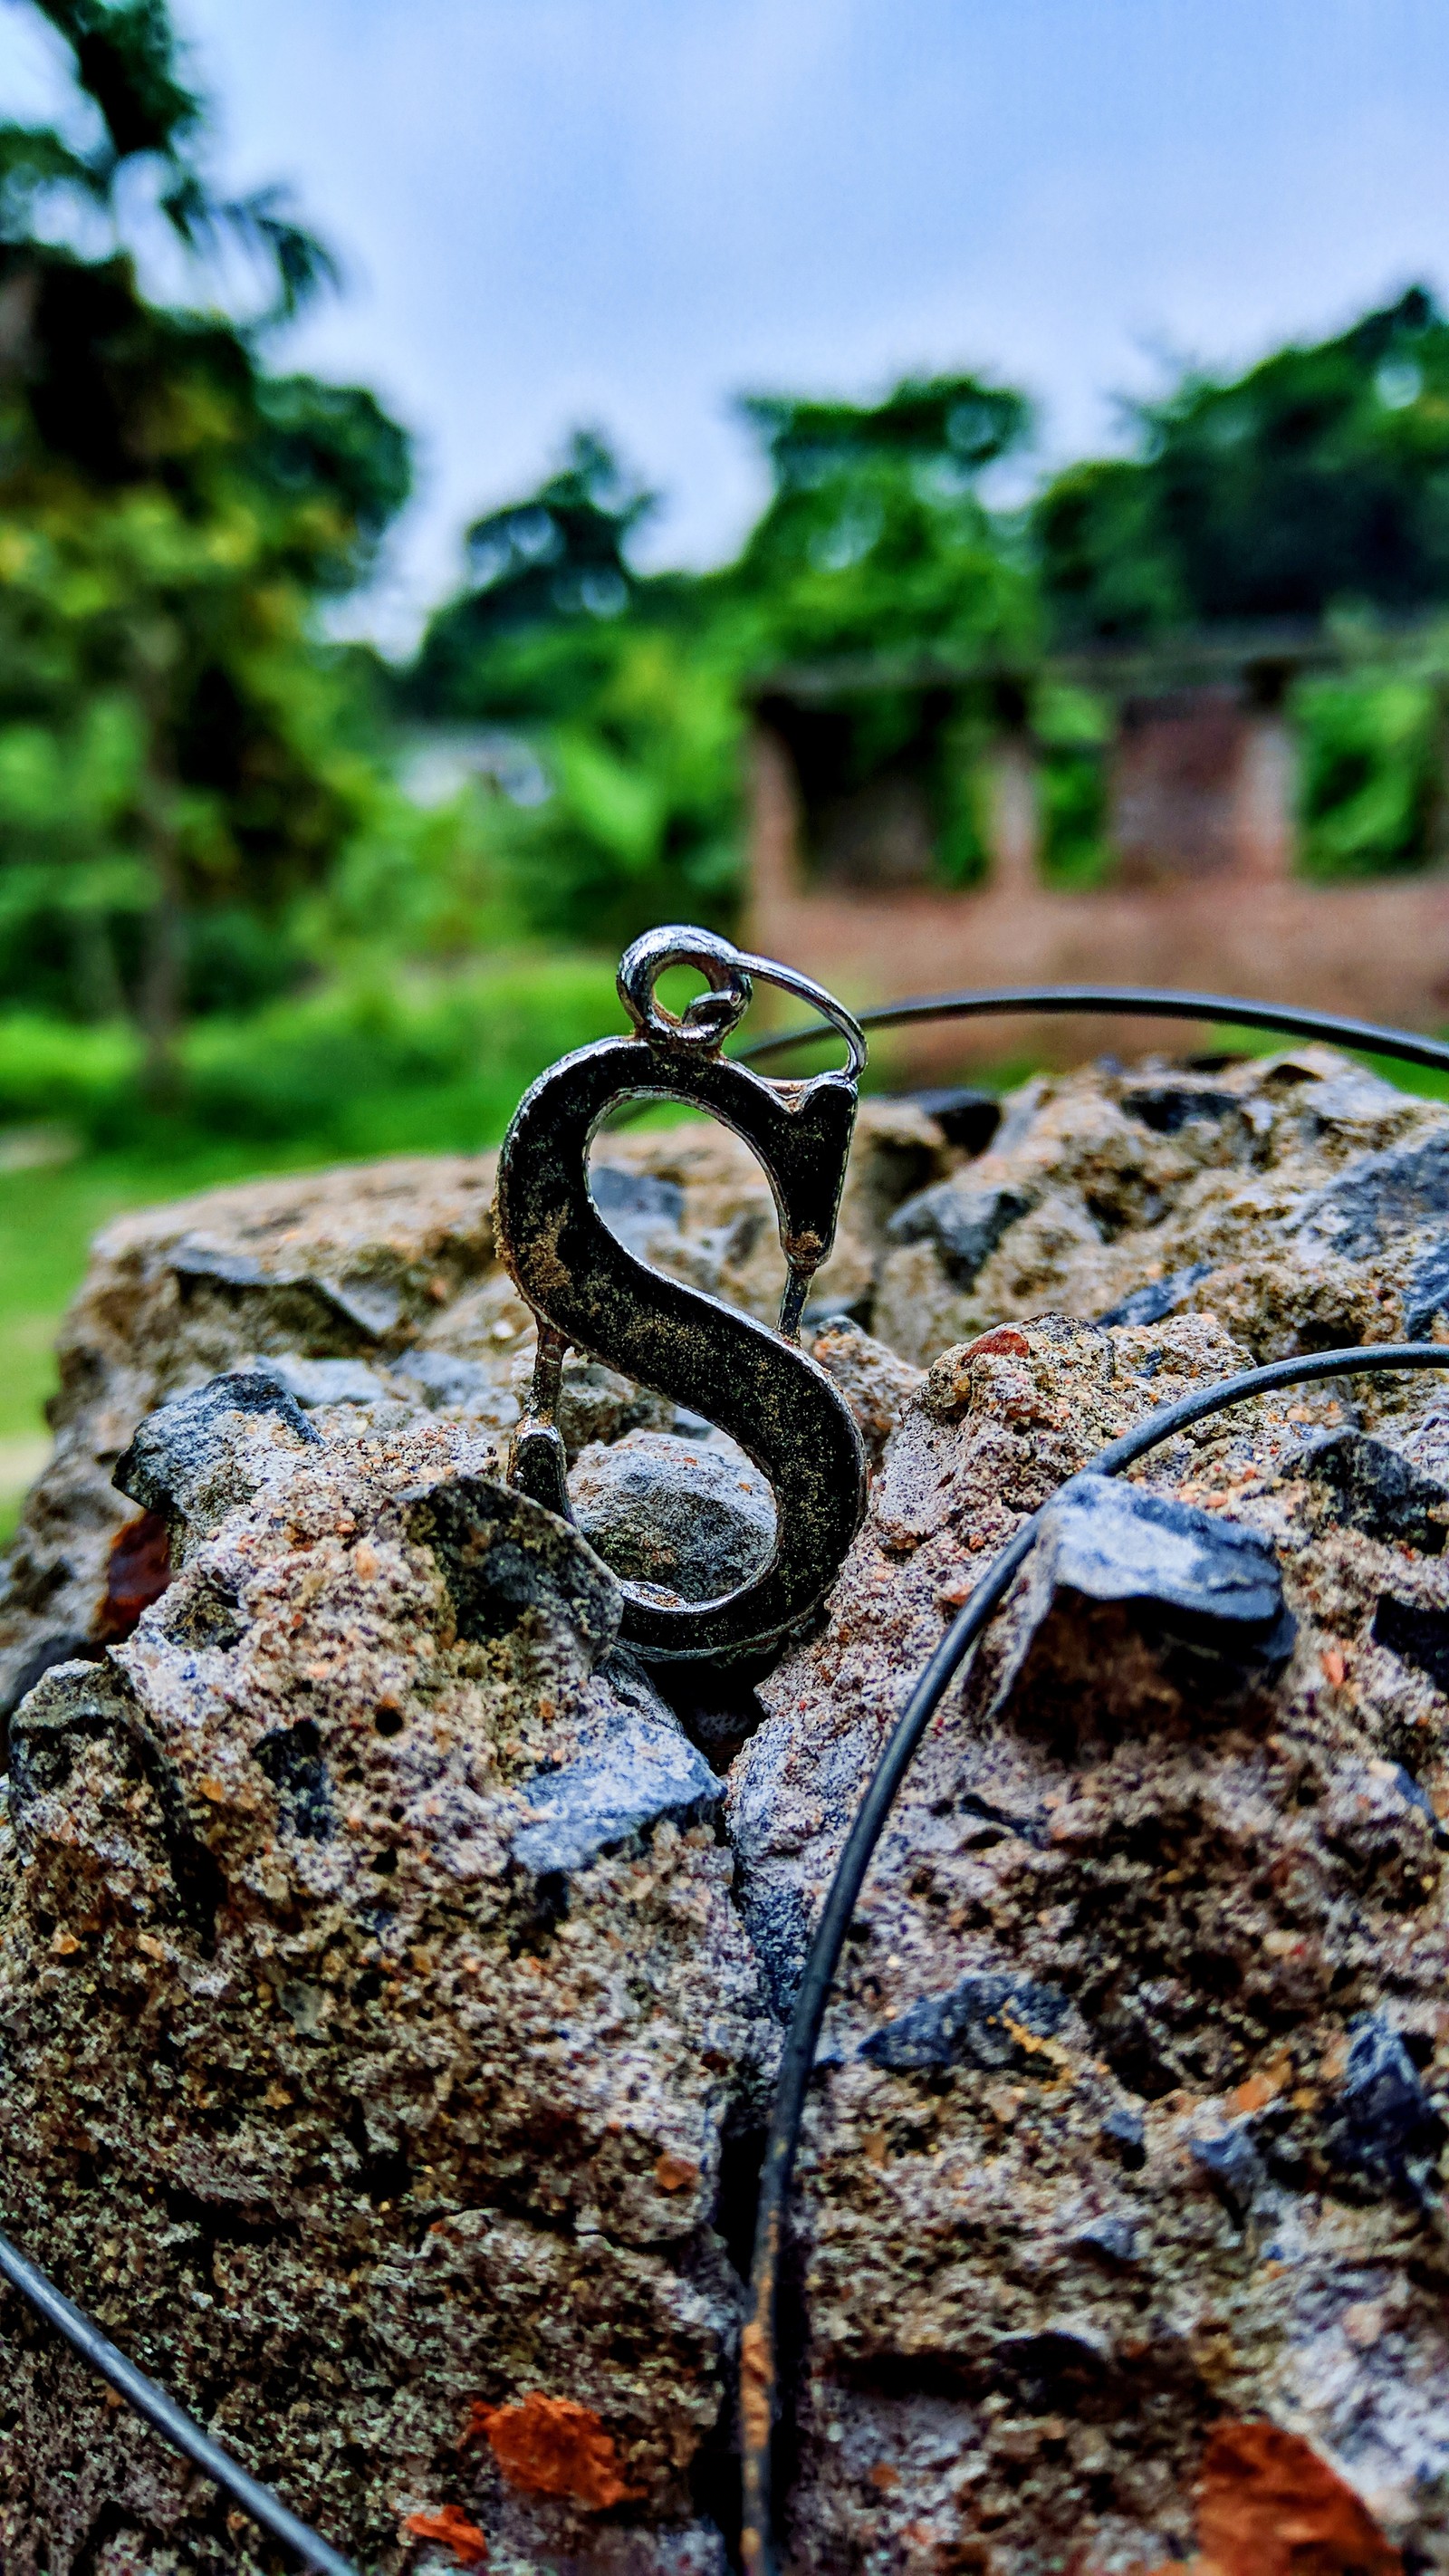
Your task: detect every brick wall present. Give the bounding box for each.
[744,720,1449,1075]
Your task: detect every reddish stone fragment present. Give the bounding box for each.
[963,1325,1031,1360]
[1195,2420,1401,2576]
[463,2391,638,2510]
[403,2504,488,2565]
[653,2150,699,2192]
[94,1508,171,1643]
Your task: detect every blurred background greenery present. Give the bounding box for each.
[7,1,1449,1530]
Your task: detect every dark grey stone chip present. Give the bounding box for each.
[1189,2119,1264,2222]
[1099,1261,1213,1330]
[408,1476,619,1660]
[905,1088,1003,1155]
[254,1717,333,1841]
[885,1180,1033,1286]
[1372,1593,1449,1694]
[1324,2013,1444,2198]
[741,1880,812,2020]
[1100,2105,1147,2168]
[1406,1234,1449,1340]
[1119,1083,1241,1136]
[253,1356,389,1408]
[389,1350,496,1409]
[170,1244,404,1341]
[861,1969,1070,2075]
[511,1656,723,1879]
[1034,1475,1296,1668]
[590,1164,686,1254]
[993,2324,1111,2401]
[1299,1129,1449,1261]
[114,1370,321,1521]
[1072,2214,1140,2269]
[1300,1429,1449,1553]
[570,1433,774,1603]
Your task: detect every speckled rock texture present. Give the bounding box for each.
[9,1049,1449,2571]
[0,1397,770,2576]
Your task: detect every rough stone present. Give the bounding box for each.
[590,1164,687,1254]
[727,1300,1449,2571]
[803,1317,923,1469]
[1118,1078,1244,1136]
[0,1394,774,2575]
[113,1370,321,1554]
[1371,1591,1449,1691]
[859,1969,1071,2075]
[511,1656,724,1879]
[903,1086,1003,1154]
[1325,2013,1444,2203]
[13,1051,1449,2568]
[1188,2117,1266,2223]
[994,1471,1299,1725]
[0,1102,948,1725]
[1098,1257,1213,1328]
[868,1040,1449,1370]
[1300,1127,1449,1260]
[256,1355,393,1408]
[1299,1427,1449,1554]
[885,1177,1034,1285]
[568,1433,775,1605]
[1406,1231,1449,1338]
[389,1350,504,1412]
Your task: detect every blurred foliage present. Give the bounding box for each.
[408,375,1041,941]
[5,0,1449,1186]
[0,949,626,1159]
[1037,287,1449,641]
[1033,682,1113,889]
[725,373,1037,668]
[0,0,411,1093]
[409,432,655,716]
[1295,671,1446,879]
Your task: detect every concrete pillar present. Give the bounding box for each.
[744,721,804,953]
[1233,710,1297,882]
[985,735,1040,896]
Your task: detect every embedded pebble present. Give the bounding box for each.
[569,1431,775,1603]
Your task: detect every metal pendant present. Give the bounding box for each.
[494,926,869,1661]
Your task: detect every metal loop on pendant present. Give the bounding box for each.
[618,925,868,1078]
[618,925,753,1054]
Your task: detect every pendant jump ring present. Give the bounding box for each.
[618,924,753,1054]
[734,948,868,1080]
[619,927,868,1076]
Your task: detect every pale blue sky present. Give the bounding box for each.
[17,1,1449,644]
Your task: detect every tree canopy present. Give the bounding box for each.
[1037,287,1449,639]
[408,433,655,719]
[0,0,412,1081]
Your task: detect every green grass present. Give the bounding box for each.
[0,1143,325,1540]
[0,947,631,1540]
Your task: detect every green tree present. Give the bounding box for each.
[1037,288,1449,640]
[727,372,1036,666]
[0,0,411,1093]
[408,432,654,720]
